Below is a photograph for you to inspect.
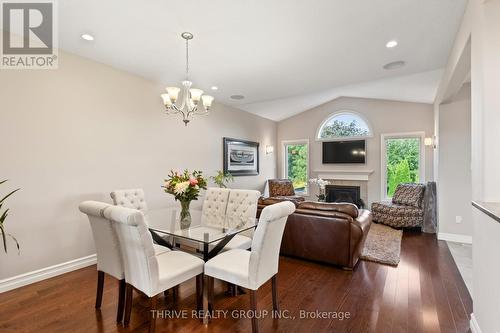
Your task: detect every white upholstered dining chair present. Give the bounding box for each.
[110,188,148,212]
[79,201,126,323]
[223,189,260,251]
[201,187,230,227]
[104,205,205,332]
[204,201,296,333]
[79,201,172,324]
[111,188,170,255]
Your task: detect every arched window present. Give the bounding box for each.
[317,111,372,140]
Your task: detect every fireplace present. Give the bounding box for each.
[325,185,365,208]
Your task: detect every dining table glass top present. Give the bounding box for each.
[145,207,257,244]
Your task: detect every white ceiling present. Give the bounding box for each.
[59,0,467,121]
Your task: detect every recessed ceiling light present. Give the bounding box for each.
[230,95,245,100]
[81,33,94,41]
[383,60,406,70]
[386,40,398,48]
[211,86,218,91]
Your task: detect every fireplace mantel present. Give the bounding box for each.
[314,169,374,181]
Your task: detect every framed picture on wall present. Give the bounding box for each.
[223,137,259,176]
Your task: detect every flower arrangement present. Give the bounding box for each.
[163,169,207,201]
[163,170,207,228]
[309,177,330,202]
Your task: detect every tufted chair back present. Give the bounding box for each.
[249,201,295,289]
[104,205,159,297]
[225,189,261,229]
[79,201,124,280]
[110,189,148,212]
[201,188,231,227]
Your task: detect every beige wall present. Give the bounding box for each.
[277,97,434,205]
[0,51,277,279]
[438,84,472,238]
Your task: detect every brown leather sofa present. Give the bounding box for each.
[258,200,372,269]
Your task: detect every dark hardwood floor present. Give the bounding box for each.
[0,231,472,332]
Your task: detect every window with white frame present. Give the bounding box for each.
[317,111,372,140]
[283,140,309,195]
[381,132,425,199]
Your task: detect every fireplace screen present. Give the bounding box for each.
[325,185,365,208]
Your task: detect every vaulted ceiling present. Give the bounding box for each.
[59,0,467,121]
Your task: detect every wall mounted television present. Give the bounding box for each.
[322,140,366,164]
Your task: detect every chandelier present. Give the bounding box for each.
[160,32,214,126]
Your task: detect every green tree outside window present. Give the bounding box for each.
[286,144,308,193]
[385,138,420,197]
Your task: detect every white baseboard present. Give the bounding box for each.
[470,313,482,333]
[437,232,473,244]
[0,254,97,293]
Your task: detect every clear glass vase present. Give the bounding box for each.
[179,200,192,229]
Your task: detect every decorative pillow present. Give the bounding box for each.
[392,183,425,207]
[268,179,295,197]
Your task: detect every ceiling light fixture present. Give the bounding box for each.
[383,60,406,70]
[160,32,214,126]
[211,86,218,91]
[230,95,245,100]
[81,33,94,41]
[386,40,398,48]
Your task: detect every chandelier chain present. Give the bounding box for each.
[185,38,189,79]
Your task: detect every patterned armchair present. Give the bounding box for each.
[371,183,426,228]
[258,179,305,208]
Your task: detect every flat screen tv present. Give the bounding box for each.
[322,140,366,164]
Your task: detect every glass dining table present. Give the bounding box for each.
[145,208,258,261]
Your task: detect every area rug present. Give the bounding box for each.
[360,223,403,266]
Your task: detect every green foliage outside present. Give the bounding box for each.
[386,138,420,197]
[287,144,307,192]
[320,120,369,138]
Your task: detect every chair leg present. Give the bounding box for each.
[172,285,179,303]
[203,275,209,325]
[95,271,105,309]
[225,282,234,296]
[208,276,214,313]
[149,295,158,333]
[123,284,133,326]
[196,274,203,311]
[116,279,126,323]
[271,275,279,312]
[250,289,259,333]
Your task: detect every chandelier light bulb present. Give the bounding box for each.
[202,95,214,109]
[166,87,180,102]
[161,93,172,106]
[189,89,204,104]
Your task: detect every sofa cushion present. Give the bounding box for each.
[294,208,354,220]
[392,183,425,207]
[258,196,304,207]
[372,202,423,217]
[298,201,359,218]
[371,201,423,228]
